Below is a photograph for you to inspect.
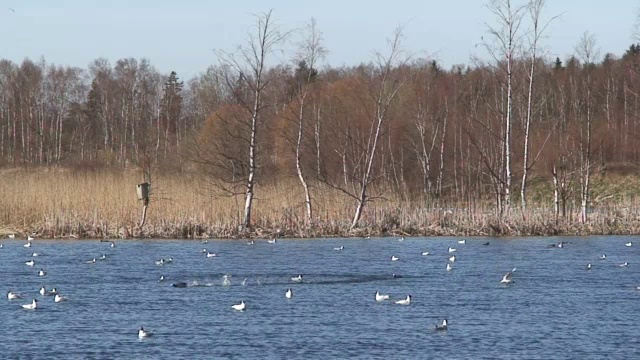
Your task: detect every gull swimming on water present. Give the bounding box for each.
[241,278,247,286]
[291,275,302,283]
[155,259,165,265]
[285,288,293,299]
[458,239,466,244]
[501,268,516,284]
[21,299,37,310]
[110,242,115,248]
[599,254,606,260]
[27,235,35,241]
[333,245,344,251]
[375,291,390,302]
[391,255,399,262]
[38,269,46,277]
[159,275,165,282]
[421,251,430,256]
[268,238,277,244]
[138,327,152,339]
[434,319,448,331]
[395,295,411,305]
[449,255,456,262]
[8,234,15,239]
[31,252,40,257]
[7,291,22,300]
[25,260,35,266]
[620,262,629,267]
[586,263,592,270]
[448,247,456,253]
[398,237,405,242]
[625,242,633,247]
[231,301,246,311]
[86,258,96,264]
[54,293,67,303]
[206,252,217,258]
[222,275,231,286]
[446,263,453,272]
[23,242,32,248]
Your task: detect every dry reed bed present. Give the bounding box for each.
[1,168,640,239]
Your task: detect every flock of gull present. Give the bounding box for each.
[2,234,637,339]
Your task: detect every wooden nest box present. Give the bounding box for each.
[136,182,150,203]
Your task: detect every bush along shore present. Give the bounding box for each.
[1,169,640,240]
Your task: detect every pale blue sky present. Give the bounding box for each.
[1,0,638,79]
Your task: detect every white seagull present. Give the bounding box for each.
[21,299,37,310]
[375,291,390,302]
[110,242,115,248]
[446,263,453,272]
[241,278,248,286]
[291,275,303,283]
[25,260,35,266]
[27,235,35,241]
[159,275,165,282]
[395,295,411,305]
[586,263,592,270]
[448,247,457,253]
[138,327,152,339]
[7,291,22,300]
[54,293,67,303]
[268,238,277,244]
[23,242,32,248]
[435,319,448,331]
[100,254,107,260]
[599,254,606,260]
[206,252,217,258]
[155,259,165,265]
[620,262,629,267]
[285,288,293,299]
[86,258,96,264]
[458,239,466,244]
[8,234,15,239]
[231,301,246,311]
[247,240,255,245]
[449,255,456,262]
[222,275,231,286]
[421,251,430,256]
[391,255,399,262]
[38,269,46,277]
[625,242,633,247]
[501,268,516,284]
[398,237,405,242]
[32,252,41,257]
[333,245,344,251]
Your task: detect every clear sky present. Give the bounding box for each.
[1,0,638,79]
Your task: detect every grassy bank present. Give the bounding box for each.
[1,168,640,239]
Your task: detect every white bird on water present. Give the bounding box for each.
[421,251,430,256]
[398,237,405,242]
[155,259,165,265]
[7,291,22,300]
[54,293,67,303]
[333,245,344,251]
[23,242,32,248]
[446,263,453,272]
[586,263,592,271]
[222,275,231,286]
[38,269,46,277]
[206,252,217,258]
[86,258,96,264]
[620,262,629,267]
[232,301,246,311]
[625,242,633,247]
[21,299,37,310]
[268,238,277,244]
[110,242,115,248]
[241,278,248,286]
[449,255,456,262]
[31,252,41,257]
[448,247,457,253]
[285,288,293,299]
[291,275,303,283]
[501,268,517,284]
[25,260,35,266]
[8,234,15,239]
[27,235,34,241]
[375,291,390,302]
[391,255,399,262]
[138,327,152,339]
[458,239,466,244]
[395,295,411,305]
[599,254,606,260]
[435,319,448,331]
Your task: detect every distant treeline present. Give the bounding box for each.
[2,2,640,229]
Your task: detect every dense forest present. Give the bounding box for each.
[3,1,640,237]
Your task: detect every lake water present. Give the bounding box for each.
[0,236,639,359]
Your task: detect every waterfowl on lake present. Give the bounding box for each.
[599,254,606,260]
[27,235,34,241]
[458,239,466,244]
[7,291,22,300]
[155,259,165,265]
[159,275,165,282]
[586,263,592,270]
[391,255,399,261]
[247,240,255,245]
[231,301,246,311]
[23,242,31,248]
[86,258,96,264]
[434,319,448,331]
[171,282,188,288]
[222,275,231,286]
[165,257,173,263]
[395,295,411,305]
[31,252,40,257]
[206,252,217,258]
[446,263,453,272]
[268,238,277,244]
[8,234,15,239]
[285,288,293,299]
[333,245,344,251]
[501,268,516,284]
[25,260,35,266]
[421,251,430,256]
[375,291,390,302]
[483,242,490,246]
[448,247,456,253]
[138,327,151,338]
[21,299,37,310]
[241,278,247,286]
[398,237,405,242]
[100,254,107,260]
[54,293,67,303]
[291,275,303,283]
[449,255,456,262]
[625,242,633,247]
[38,269,46,277]
[110,242,115,248]
[619,262,629,267]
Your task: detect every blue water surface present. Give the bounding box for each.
[0,236,639,359]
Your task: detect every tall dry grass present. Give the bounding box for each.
[2,168,640,239]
